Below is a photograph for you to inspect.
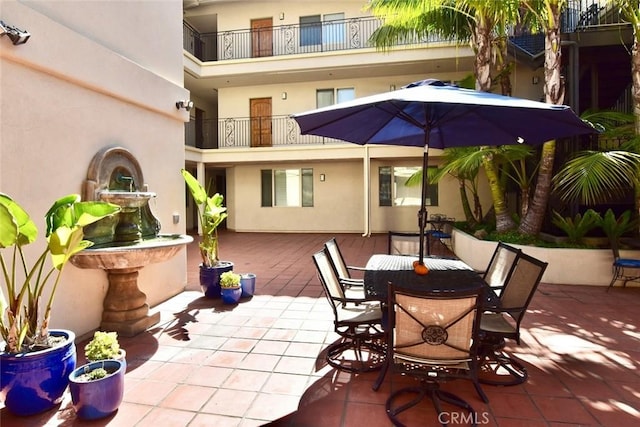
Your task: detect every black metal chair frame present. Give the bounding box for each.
[387,231,430,257]
[312,249,386,373]
[373,283,488,427]
[607,238,640,292]
[427,214,455,255]
[478,251,548,386]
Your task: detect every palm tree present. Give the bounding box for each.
[517,0,569,236]
[611,0,640,216]
[553,110,640,212]
[367,0,522,231]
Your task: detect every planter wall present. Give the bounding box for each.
[452,228,640,286]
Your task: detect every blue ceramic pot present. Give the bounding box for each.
[240,273,256,298]
[221,286,242,304]
[69,359,125,420]
[199,262,233,298]
[0,329,76,416]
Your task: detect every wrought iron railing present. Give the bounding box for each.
[186,115,347,149]
[184,16,444,62]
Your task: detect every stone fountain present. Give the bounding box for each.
[70,146,193,337]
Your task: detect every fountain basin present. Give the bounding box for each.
[99,190,157,208]
[70,234,193,270]
[70,234,193,337]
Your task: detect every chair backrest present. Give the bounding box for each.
[312,249,345,312]
[499,252,548,327]
[324,238,351,280]
[483,242,522,290]
[388,284,482,365]
[388,231,427,256]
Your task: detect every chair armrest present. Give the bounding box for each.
[340,278,364,288]
[347,265,366,271]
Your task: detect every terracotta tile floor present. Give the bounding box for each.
[2,231,639,426]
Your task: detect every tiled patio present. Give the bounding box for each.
[2,231,639,426]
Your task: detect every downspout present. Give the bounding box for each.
[363,145,371,237]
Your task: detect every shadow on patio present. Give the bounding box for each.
[1,231,638,426]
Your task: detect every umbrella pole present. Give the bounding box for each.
[418,145,429,263]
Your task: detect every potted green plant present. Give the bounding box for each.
[181,169,233,298]
[219,271,242,304]
[0,193,120,416]
[68,358,125,420]
[84,331,125,365]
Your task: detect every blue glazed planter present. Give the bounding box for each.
[0,329,76,416]
[240,273,256,298]
[199,262,233,298]
[221,286,242,304]
[69,359,125,420]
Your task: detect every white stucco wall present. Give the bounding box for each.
[1,1,190,339]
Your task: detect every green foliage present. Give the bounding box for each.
[86,367,108,381]
[551,209,601,244]
[596,209,636,242]
[0,194,120,354]
[219,271,241,288]
[84,331,120,361]
[181,169,228,267]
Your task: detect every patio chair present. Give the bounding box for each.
[478,252,548,386]
[312,249,386,373]
[427,214,455,255]
[482,242,522,296]
[387,231,429,257]
[607,238,640,292]
[373,283,488,427]
[324,237,365,289]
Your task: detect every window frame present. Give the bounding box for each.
[261,168,314,207]
[378,166,439,207]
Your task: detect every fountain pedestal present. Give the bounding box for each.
[101,268,160,336]
[70,235,193,337]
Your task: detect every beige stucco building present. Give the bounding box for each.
[1,0,190,338]
[182,1,546,236]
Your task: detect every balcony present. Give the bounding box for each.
[183,16,446,63]
[185,115,345,149]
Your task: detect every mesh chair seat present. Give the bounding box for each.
[482,242,521,296]
[373,284,488,427]
[480,312,517,336]
[325,238,365,289]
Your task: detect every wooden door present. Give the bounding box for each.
[251,18,273,58]
[250,98,272,147]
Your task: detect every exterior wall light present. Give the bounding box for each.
[176,100,194,111]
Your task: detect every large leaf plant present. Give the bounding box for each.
[181,169,228,267]
[0,193,120,354]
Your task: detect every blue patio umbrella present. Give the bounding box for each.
[292,80,597,264]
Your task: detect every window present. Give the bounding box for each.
[300,15,321,46]
[300,13,345,47]
[316,87,355,108]
[261,168,314,207]
[379,166,438,206]
[322,13,345,45]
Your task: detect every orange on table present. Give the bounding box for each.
[413,262,429,275]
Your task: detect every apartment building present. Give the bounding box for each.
[181,0,633,235]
